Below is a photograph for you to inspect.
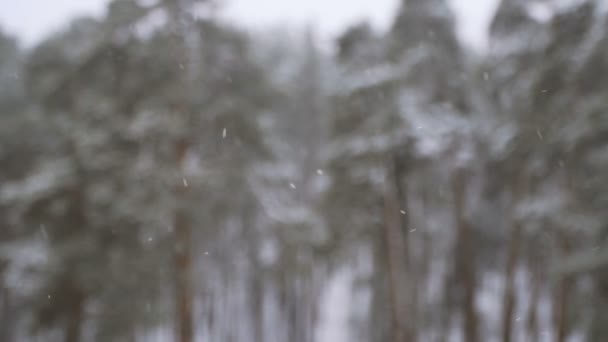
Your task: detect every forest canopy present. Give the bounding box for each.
[0,0,607,341]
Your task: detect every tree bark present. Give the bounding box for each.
[64,289,84,342]
[392,156,418,341]
[165,1,195,340]
[174,138,193,342]
[525,254,541,342]
[553,237,572,342]
[501,220,521,342]
[501,175,527,342]
[371,230,393,342]
[452,169,478,342]
[383,158,410,342]
[552,162,579,342]
[243,202,264,342]
[0,285,12,342]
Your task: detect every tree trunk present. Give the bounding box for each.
[392,156,418,341]
[501,221,520,342]
[419,188,433,335]
[438,272,454,342]
[553,236,572,342]
[371,231,393,342]
[65,289,84,342]
[165,0,196,340]
[525,254,541,342]
[0,285,12,342]
[552,166,578,342]
[243,202,264,342]
[249,267,264,342]
[64,160,87,342]
[501,175,526,342]
[174,210,193,342]
[174,138,193,342]
[383,158,410,342]
[452,169,478,342]
[589,272,608,341]
[553,275,570,342]
[285,276,300,342]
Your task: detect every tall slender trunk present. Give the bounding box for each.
[553,274,571,342]
[0,285,12,342]
[436,277,454,342]
[552,165,578,342]
[438,271,454,342]
[165,3,197,339]
[589,274,608,341]
[452,169,478,342]
[392,156,418,341]
[525,254,541,342]
[64,162,87,342]
[372,231,393,342]
[383,158,410,342]
[249,265,264,342]
[174,213,193,342]
[64,289,84,342]
[174,138,193,342]
[553,237,571,342]
[501,175,526,342]
[286,276,299,342]
[309,268,322,342]
[419,190,433,337]
[243,202,264,342]
[501,221,521,342]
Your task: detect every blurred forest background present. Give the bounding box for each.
[0,0,607,341]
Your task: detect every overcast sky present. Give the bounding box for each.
[0,0,499,50]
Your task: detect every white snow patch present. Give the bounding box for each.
[132,7,168,40]
[316,268,354,342]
